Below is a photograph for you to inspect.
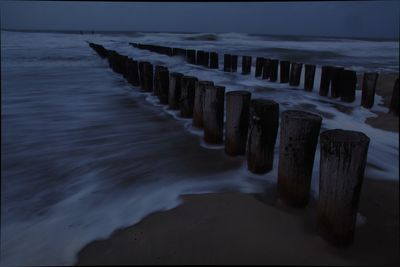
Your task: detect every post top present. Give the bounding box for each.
[320,129,370,144]
[198,81,214,86]
[282,110,322,122]
[227,90,251,97]
[170,72,184,77]
[252,98,279,107]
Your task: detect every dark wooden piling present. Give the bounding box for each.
[340,70,357,103]
[280,60,290,83]
[319,66,333,96]
[126,59,140,87]
[180,76,198,118]
[289,62,303,86]
[168,72,184,109]
[202,52,210,67]
[262,59,271,79]
[361,72,379,108]
[318,129,370,246]
[186,49,196,64]
[192,81,214,128]
[154,65,168,96]
[255,57,265,77]
[203,85,226,144]
[330,67,344,98]
[242,56,252,75]
[389,78,399,116]
[158,69,170,105]
[269,60,279,82]
[210,52,219,69]
[225,91,252,156]
[138,61,146,91]
[246,99,279,174]
[304,64,316,91]
[224,54,232,72]
[196,50,205,65]
[277,110,322,208]
[143,62,154,92]
[231,55,238,72]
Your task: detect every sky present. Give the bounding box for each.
[0,1,399,39]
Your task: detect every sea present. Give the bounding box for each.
[1,30,399,266]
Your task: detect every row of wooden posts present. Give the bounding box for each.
[130,42,399,115]
[90,41,371,246]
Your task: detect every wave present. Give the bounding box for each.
[184,33,219,41]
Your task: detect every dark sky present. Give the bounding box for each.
[1,1,399,38]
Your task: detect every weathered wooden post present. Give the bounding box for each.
[318,129,370,246]
[319,66,332,96]
[154,65,168,96]
[126,59,140,87]
[289,62,302,86]
[231,55,238,72]
[172,48,179,56]
[389,78,399,116]
[304,64,316,91]
[262,58,271,79]
[277,110,322,207]
[340,70,357,103]
[186,49,196,64]
[210,52,219,69]
[330,67,344,98]
[361,72,379,108]
[280,60,290,83]
[203,85,225,144]
[224,54,232,72]
[180,76,198,118]
[196,50,205,65]
[143,62,154,92]
[192,81,214,128]
[225,91,252,156]
[138,61,146,91]
[168,72,184,110]
[158,69,170,105]
[242,56,252,75]
[269,60,279,82]
[255,57,265,77]
[203,52,210,67]
[246,99,279,174]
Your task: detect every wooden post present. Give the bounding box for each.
[269,60,279,82]
[126,59,140,87]
[143,62,154,92]
[154,65,168,96]
[180,76,199,118]
[280,60,290,83]
[196,50,205,65]
[262,58,271,79]
[319,66,332,96]
[255,57,265,77]
[225,91,252,156]
[389,78,399,116]
[330,67,344,98]
[318,129,370,246]
[186,49,196,64]
[210,52,219,69]
[138,61,146,91]
[277,110,322,207]
[361,72,379,108]
[168,72,184,110]
[340,70,357,103]
[304,64,316,91]
[246,99,279,174]
[203,85,225,144]
[172,48,179,56]
[242,56,252,75]
[224,54,232,72]
[289,62,302,86]
[231,55,238,72]
[203,52,210,67]
[158,69,170,105]
[192,81,214,128]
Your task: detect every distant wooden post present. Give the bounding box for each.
[138,61,146,91]
[280,60,290,83]
[340,70,357,103]
[304,64,316,91]
[193,81,214,128]
[262,58,271,79]
[255,57,265,77]
[180,76,199,118]
[330,67,344,98]
[143,62,154,92]
[127,59,140,86]
[203,52,210,67]
[158,69,170,105]
[361,72,379,108]
[389,78,399,116]
[224,54,232,72]
[277,110,322,207]
[172,48,179,56]
[246,99,279,174]
[225,91,252,156]
[269,60,279,82]
[289,62,302,86]
[186,49,196,64]
[231,55,238,72]
[318,129,370,246]
[154,65,167,96]
[203,85,226,144]
[242,56,252,75]
[210,52,219,69]
[168,72,184,110]
[196,50,205,65]
[319,66,332,96]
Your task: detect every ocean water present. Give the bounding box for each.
[1,30,398,266]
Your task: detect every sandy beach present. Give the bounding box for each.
[75,73,399,266]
